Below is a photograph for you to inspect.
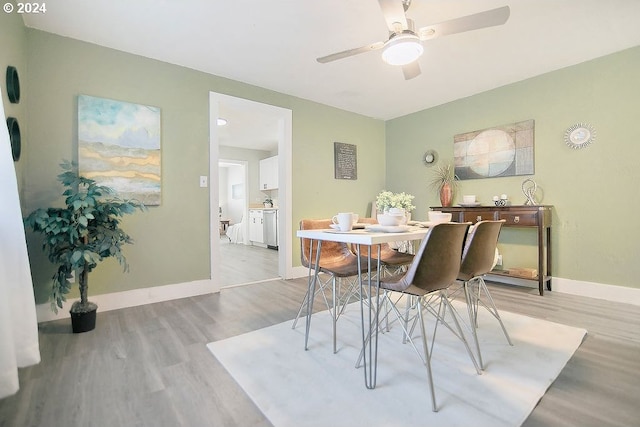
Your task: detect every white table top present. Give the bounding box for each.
[296,226,430,245]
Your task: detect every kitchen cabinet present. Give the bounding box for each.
[249,209,264,243]
[259,155,279,190]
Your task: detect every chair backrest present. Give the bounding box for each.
[389,222,470,293]
[458,220,505,280]
[299,219,355,268]
[352,217,385,258]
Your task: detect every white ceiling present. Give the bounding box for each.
[22,0,640,150]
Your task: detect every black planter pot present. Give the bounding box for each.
[70,307,97,333]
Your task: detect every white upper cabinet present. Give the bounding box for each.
[259,155,279,190]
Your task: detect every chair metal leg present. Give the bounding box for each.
[291,273,332,329]
[476,277,513,346]
[463,281,484,370]
[304,240,322,350]
[426,292,482,375]
[417,299,438,412]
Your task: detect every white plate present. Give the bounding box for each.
[459,202,481,207]
[330,223,365,230]
[415,221,454,228]
[365,224,412,233]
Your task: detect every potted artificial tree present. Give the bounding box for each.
[24,162,145,333]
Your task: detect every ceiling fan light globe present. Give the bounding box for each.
[381,34,423,66]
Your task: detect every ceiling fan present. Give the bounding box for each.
[316,0,510,80]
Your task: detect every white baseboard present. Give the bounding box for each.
[483,273,640,307]
[36,273,640,324]
[36,279,218,323]
[552,277,640,306]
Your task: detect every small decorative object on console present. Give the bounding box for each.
[493,194,508,206]
[521,179,538,205]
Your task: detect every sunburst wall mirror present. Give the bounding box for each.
[564,123,595,149]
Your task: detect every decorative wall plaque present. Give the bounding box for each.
[334,142,357,180]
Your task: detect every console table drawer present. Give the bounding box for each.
[462,210,496,223]
[498,211,538,226]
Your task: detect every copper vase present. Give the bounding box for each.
[439,183,453,207]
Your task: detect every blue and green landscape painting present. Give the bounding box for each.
[78,95,161,205]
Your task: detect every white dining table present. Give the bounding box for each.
[296,226,431,389]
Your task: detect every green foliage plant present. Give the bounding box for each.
[375,190,416,212]
[24,162,145,313]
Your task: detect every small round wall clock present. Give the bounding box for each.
[6,66,20,104]
[423,149,438,166]
[564,123,595,149]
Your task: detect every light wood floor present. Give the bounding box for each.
[219,237,280,286]
[1,279,639,427]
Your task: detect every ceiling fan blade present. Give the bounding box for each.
[378,0,407,32]
[402,62,421,80]
[316,41,385,64]
[418,6,510,40]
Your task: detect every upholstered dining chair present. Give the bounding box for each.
[373,222,479,412]
[356,217,415,278]
[292,218,376,353]
[454,220,513,370]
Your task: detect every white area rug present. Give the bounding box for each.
[207,300,586,427]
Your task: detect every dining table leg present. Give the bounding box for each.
[357,244,382,389]
[304,239,322,351]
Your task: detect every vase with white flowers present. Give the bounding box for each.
[375,191,416,213]
[375,191,416,222]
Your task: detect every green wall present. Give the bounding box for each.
[385,46,640,289]
[4,8,636,302]
[1,12,385,303]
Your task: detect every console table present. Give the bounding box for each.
[433,205,553,295]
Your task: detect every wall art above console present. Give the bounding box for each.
[454,119,534,180]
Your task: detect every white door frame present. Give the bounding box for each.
[209,92,293,289]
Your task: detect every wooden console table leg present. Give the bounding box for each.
[546,226,552,291]
[538,223,544,295]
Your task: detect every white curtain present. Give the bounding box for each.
[0,89,40,399]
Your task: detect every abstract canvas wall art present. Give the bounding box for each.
[454,119,534,180]
[78,95,161,205]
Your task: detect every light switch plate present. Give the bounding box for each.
[199,176,208,187]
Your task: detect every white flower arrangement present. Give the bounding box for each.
[376,190,416,212]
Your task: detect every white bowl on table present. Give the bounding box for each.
[377,213,404,226]
[428,211,452,224]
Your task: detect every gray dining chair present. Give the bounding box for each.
[454,220,513,369]
[372,222,479,412]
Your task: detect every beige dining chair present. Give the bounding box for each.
[372,222,479,412]
[355,217,414,278]
[292,218,376,353]
[454,220,513,369]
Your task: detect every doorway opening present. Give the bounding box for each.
[209,93,293,290]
